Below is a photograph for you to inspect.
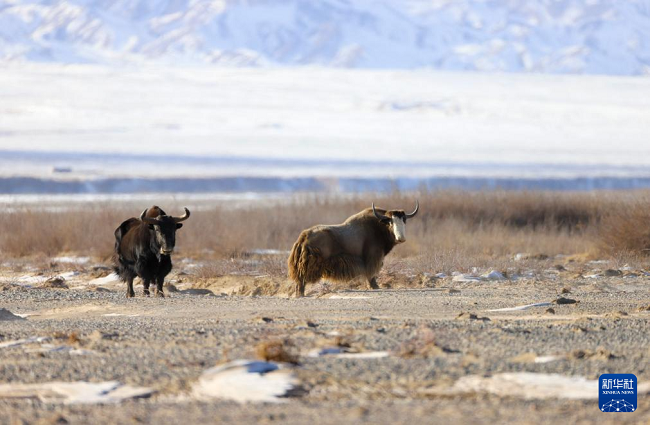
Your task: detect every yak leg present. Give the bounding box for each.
[143,279,151,297]
[155,276,165,298]
[295,279,306,298]
[367,276,379,290]
[154,256,172,298]
[362,246,384,291]
[126,277,135,298]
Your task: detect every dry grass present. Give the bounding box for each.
[0,206,127,258]
[193,255,288,279]
[1,190,648,276]
[598,198,650,256]
[395,325,451,358]
[255,340,299,364]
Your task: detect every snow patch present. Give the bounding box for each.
[0,336,50,349]
[534,356,562,364]
[444,373,596,400]
[488,302,553,312]
[192,360,299,403]
[25,344,95,355]
[307,348,389,359]
[89,273,120,286]
[51,256,90,264]
[481,270,505,281]
[452,274,482,283]
[328,295,372,299]
[247,249,290,256]
[13,271,78,286]
[0,381,153,404]
[453,270,506,283]
[440,373,650,400]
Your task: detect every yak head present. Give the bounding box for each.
[140,207,191,255]
[372,201,419,244]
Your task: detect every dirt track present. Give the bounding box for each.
[1,268,649,424]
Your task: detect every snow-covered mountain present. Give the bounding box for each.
[1,0,650,74]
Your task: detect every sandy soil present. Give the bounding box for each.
[1,262,649,424]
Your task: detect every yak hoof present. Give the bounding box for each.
[155,291,165,298]
[143,290,150,297]
[126,291,135,298]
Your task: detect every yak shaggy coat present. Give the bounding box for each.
[113,205,189,298]
[288,203,418,297]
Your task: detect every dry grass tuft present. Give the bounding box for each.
[39,276,69,289]
[598,200,650,256]
[330,336,352,349]
[395,325,456,358]
[255,340,299,364]
[67,332,81,345]
[51,331,81,345]
[568,348,619,361]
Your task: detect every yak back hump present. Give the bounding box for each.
[115,217,150,260]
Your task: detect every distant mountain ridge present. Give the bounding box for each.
[1,0,650,74]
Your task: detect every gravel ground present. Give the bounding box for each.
[1,275,649,424]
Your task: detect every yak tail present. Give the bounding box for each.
[112,226,124,277]
[112,218,137,282]
[112,255,130,282]
[287,232,324,284]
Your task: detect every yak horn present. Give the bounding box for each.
[173,207,190,223]
[372,203,390,221]
[405,200,419,219]
[140,208,161,225]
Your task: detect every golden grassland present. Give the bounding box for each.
[1,190,649,276]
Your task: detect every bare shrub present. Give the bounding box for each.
[598,200,650,256]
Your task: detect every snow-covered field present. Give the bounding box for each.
[1,64,650,193]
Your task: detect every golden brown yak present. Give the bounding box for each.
[288,201,419,297]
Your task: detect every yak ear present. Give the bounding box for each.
[176,223,183,229]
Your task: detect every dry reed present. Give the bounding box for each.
[1,191,647,274]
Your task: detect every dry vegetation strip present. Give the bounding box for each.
[1,191,649,270]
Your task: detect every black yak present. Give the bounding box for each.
[113,206,190,298]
